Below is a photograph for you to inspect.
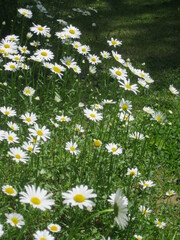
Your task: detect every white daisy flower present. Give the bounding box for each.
[106,143,122,155]
[152,111,165,123]
[23,86,35,96]
[18,8,32,18]
[72,41,81,49]
[22,141,40,154]
[28,124,50,142]
[91,104,103,110]
[61,56,76,69]
[139,180,155,189]
[118,112,134,124]
[72,64,81,74]
[55,115,71,122]
[78,45,90,55]
[0,39,18,54]
[87,54,101,65]
[0,130,5,141]
[119,79,139,94]
[2,185,17,196]
[20,185,55,211]
[75,124,84,133]
[139,205,152,217]
[143,106,154,115]
[126,167,140,178]
[8,147,29,163]
[102,99,116,105]
[20,112,37,125]
[93,139,102,147]
[129,132,144,140]
[119,98,132,113]
[138,78,149,88]
[50,63,66,78]
[33,229,55,240]
[5,34,19,42]
[62,185,97,209]
[18,45,30,54]
[155,219,166,229]
[4,131,19,144]
[84,108,103,122]
[5,213,25,228]
[109,67,127,81]
[4,62,19,72]
[134,234,143,240]
[34,49,54,62]
[100,51,111,59]
[169,85,179,95]
[112,50,125,64]
[65,140,80,155]
[63,24,81,39]
[107,38,122,48]
[9,54,25,62]
[166,190,176,196]
[30,41,40,47]
[0,224,4,237]
[48,223,61,233]
[89,65,96,74]
[30,23,50,37]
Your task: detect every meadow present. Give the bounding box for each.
[0,0,179,239]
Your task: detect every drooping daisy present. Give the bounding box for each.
[18,8,32,18]
[20,185,55,211]
[89,65,96,74]
[48,223,61,233]
[2,185,17,196]
[4,62,19,72]
[28,124,50,142]
[138,78,149,88]
[78,45,90,55]
[107,38,122,48]
[62,185,97,209]
[134,234,143,240]
[119,79,139,94]
[8,147,29,163]
[126,167,140,178]
[75,124,84,133]
[106,143,122,155]
[118,112,134,124]
[63,24,81,39]
[87,54,101,65]
[84,108,103,122]
[72,64,81,74]
[139,180,155,189]
[169,85,179,95]
[143,106,154,115]
[5,213,25,228]
[55,115,71,122]
[119,98,132,113]
[112,50,125,64]
[166,190,176,196]
[109,67,127,81]
[93,139,102,147]
[30,23,50,37]
[129,132,145,140]
[7,122,19,131]
[33,229,55,240]
[61,56,76,69]
[155,219,166,229]
[152,111,165,123]
[50,63,66,78]
[4,131,19,144]
[34,49,54,62]
[0,224,4,237]
[23,86,35,96]
[65,140,80,155]
[108,189,128,229]
[100,51,111,59]
[20,112,37,125]
[139,205,152,217]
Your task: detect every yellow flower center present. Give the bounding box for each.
[52,66,61,73]
[41,51,47,56]
[0,49,5,53]
[144,183,149,187]
[69,29,75,34]
[82,48,86,52]
[40,238,46,240]
[10,65,15,69]
[25,89,31,95]
[22,47,26,52]
[38,26,44,31]
[111,147,117,152]
[91,57,96,62]
[66,61,71,66]
[73,194,85,203]
[130,171,136,176]
[60,117,66,121]
[33,138,37,143]
[5,110,10,115]
[11,217,18,225]
[90,113,96,119]
[125,84,132,90]
[31,197,41,205]
[4,43,10,48]
[140,73,145,78]
[22,11,27,15]
[5,187,15,194]
[156,116,162,122]
[36,130,43,136]
[70,146,75,152]
[15,154,21,159]
[8,136,14,141]
[112,40,117,45]
[115,56,119,61]
[10,37,15,41]
[122,104,128,111]
[10,126,15,130]
[74,44,79,48]
[142,209,147,215]
[94,140,101,147]
[168,191,173,195]
[28,146,33,151]
[26,117,31,122]
[73,67,77,72]
[115,70,121,76]
[50,225,58,231]
[14,56,20,61]
[157,221,162,226]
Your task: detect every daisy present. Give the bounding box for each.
[33,229,55,240]
[4,62,19,72]
[108,189,128,229]
[0,39,17,54]
[112,50,125,64]
[34,49,54,62]
[129,132,145,140]
[109,67,127,81]
[57,19,68,26]
[119,98,132,113]
[20,63,30,70]
[20,185,55,211]
[0,130,5,141]
[72,64,81,74]
[48,223,61,233]
[143,106,154,115]
[91,104,103,110]
[169,85,179,95]
[22,141,40,154]
[139,180,155,189]
[61,56,76,69]
[100,51,111,59]
[107,38,122,48]
[155,219,166,229]
[55,31,67,40]
[4,131,19,144]
[18,8,32,18]
[0,106,16,117]
[2,185,17,196]
[19,46,30,54]
[23,86,35,96]
[5,34,19,42]
[9,54,25,62]
[139,205,152,217]
[50,63,66,78]
[89,65,96,74]
[138,78,149,88]
[78,45,90,55]
[7,122,19,131]
[134,234,143,240]
[126,167,140,178]
[102,99,116,105]
[62,185,97,209]
[84,108,103,122]
[30,23,50,37]
[20,112,37,125]
[5,213,25,228]
[55,115,71,122]
[28,124,50,142]
[75,124,84,133]
[106,143,122,155]
[0,224,4,237]
[30,41,40,47]
[144,76,154,84]
[93,139,102,147]
[72,41,81,49]
[87,54,101,65]
[63,24,81,39]
[8,147,29,163]
[65,140,80,155]
[152,111,165,123]
[119,79,139,94]
[166,190,176,196]
[118,112,134,123]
